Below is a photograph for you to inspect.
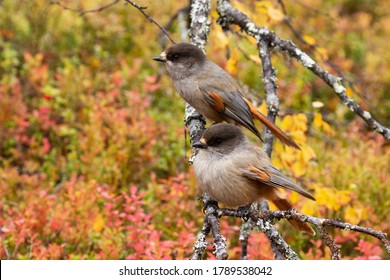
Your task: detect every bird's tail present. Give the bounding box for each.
[243,98,301,150]
[272,197,316,236]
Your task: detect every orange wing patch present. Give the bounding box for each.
[246,167,271,182]
[208,92,225,112]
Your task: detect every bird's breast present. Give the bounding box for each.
[193,150,261,207]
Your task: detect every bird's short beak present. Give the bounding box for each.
[153,51,167,63]
[191,138,208,149]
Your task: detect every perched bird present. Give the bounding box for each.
[153,42,300,149]
[192,123,315,235]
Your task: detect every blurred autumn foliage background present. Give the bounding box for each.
[0,0,389,260]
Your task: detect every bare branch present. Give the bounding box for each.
[49,0,120,15]
[50,0,176,45]
[125,0,175,44]
[162,5,191,46]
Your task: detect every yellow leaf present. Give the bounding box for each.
[226,48,239,77]
[313,113,335,136]
[301,200,319,216]
[294,113,308,132]
[300,145,316,163]
[289,130,306,144]
[271,156,283,169]
[292,160,306,177]
[322,120,335,136]
[302,35,316,45]
[269,202,277,211]
[315,187,339,210]
[345,206,362,225]
[280,115,293,131]
[337,190,352,205]
[211,9,219,19]
[93,214,105,232]
[289,191,299,204]
[313,112,323,128]
[255,1,272,13]
[268,7,284,22]
[280,151,296,166]
[316,47,329,60]
[249,54,261,64]
[214,30,229,51]
[259,101,268,115]
[346,87,353,97]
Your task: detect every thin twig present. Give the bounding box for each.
[161,5,191,47]
[49,0,120,15]
[125,0,176,44]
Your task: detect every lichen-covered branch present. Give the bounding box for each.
[222,205,300,260]
[191,194,229,260]
[257,209,390,255]
[257,39,278,157]
[216,0,390,141]
[188,0,230,261]
[185,0,209,160]
[318,226,341,260]
[189,0,211,52]
[257,199,285,260]
[220,206,390,257]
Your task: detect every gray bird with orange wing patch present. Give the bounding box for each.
[153,43,300,149]
[192,123,315,235]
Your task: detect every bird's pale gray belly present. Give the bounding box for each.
[193,152,261,207]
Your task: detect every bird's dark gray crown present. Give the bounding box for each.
[202,124,245,148]
[165,43,206,64]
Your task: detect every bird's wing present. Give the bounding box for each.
[197,63,300,149]
[199,85,300,149]
[200,85,263,140]
[241,165,315,200]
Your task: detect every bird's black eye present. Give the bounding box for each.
[167,53,181,62]
[171,54,180,61]
[209,137,223,147]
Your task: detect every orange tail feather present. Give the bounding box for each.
[244,98,301,150]
[272,197,315,236]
